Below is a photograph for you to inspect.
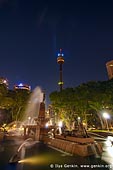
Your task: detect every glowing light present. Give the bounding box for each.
[58,81,64,85]
[58,121,63,127]
[106,146,113,157]
[3,123,6,127]
[78,117,81,120]
[83,122,86,126]
[58,53,64,56]
[105,139,112,147]
[18,154,55,165]
[3,80,7,83]
[107,136,113,142]
[57,57,64,63]
[18,83,23,87]
[58,53,60,56]
[45,123,49,128]
[13,124,16,128]
[28,117,31,120]
[18,157,40,164]
[14,83,31,91]
[19,127,24,131]
[103,112,110,131]
[103,112,110,119]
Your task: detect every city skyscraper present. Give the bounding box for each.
[106,60,113,79]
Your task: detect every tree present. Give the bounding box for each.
[0,84,8,97]
[49,80,113,130]
[0,88,30,123]
[50,88,77,129]
[10,89,30,121]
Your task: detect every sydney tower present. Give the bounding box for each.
[57,49,64,91]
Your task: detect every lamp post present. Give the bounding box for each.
[103,112,110,131]
[77,117,81,124]
[58,120,63,134]
[28,116,31,125]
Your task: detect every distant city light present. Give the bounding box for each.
[0,77,9,88]
[3,80,7,83]
[58,53,64,57]
[18,83,23,87]
[14,83,31,91]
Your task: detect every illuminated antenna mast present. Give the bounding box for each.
[57,48,64,91]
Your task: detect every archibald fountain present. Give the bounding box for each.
[9,86,49,164]
[22,86,49,141]
[7,86,103,165]
[5,86,48,141]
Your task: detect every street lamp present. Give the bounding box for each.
[58,120,63,134]
[103,112,110,131]
[58,120,63,128]
[45,122,49,128]
[28,116,31,125]
[77,117,81,124]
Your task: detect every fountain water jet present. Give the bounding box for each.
[22,86,48,140]
[9,138,39,164]
[23,86,44,124]
[6,86,48,142]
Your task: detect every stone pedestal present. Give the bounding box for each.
[23,101,48,141]
[35,126,40,141]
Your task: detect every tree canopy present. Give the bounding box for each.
[0,85,30,125]
[49,79,113,130]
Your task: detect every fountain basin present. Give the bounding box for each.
[45,136,102,157]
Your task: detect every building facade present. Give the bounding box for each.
[106,60,113,79]
[14,83,31,91]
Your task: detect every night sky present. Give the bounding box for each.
[0,0,113,105]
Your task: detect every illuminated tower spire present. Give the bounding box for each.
[57,48,64,91]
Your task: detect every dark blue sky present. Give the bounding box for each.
[0,0,113,104]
